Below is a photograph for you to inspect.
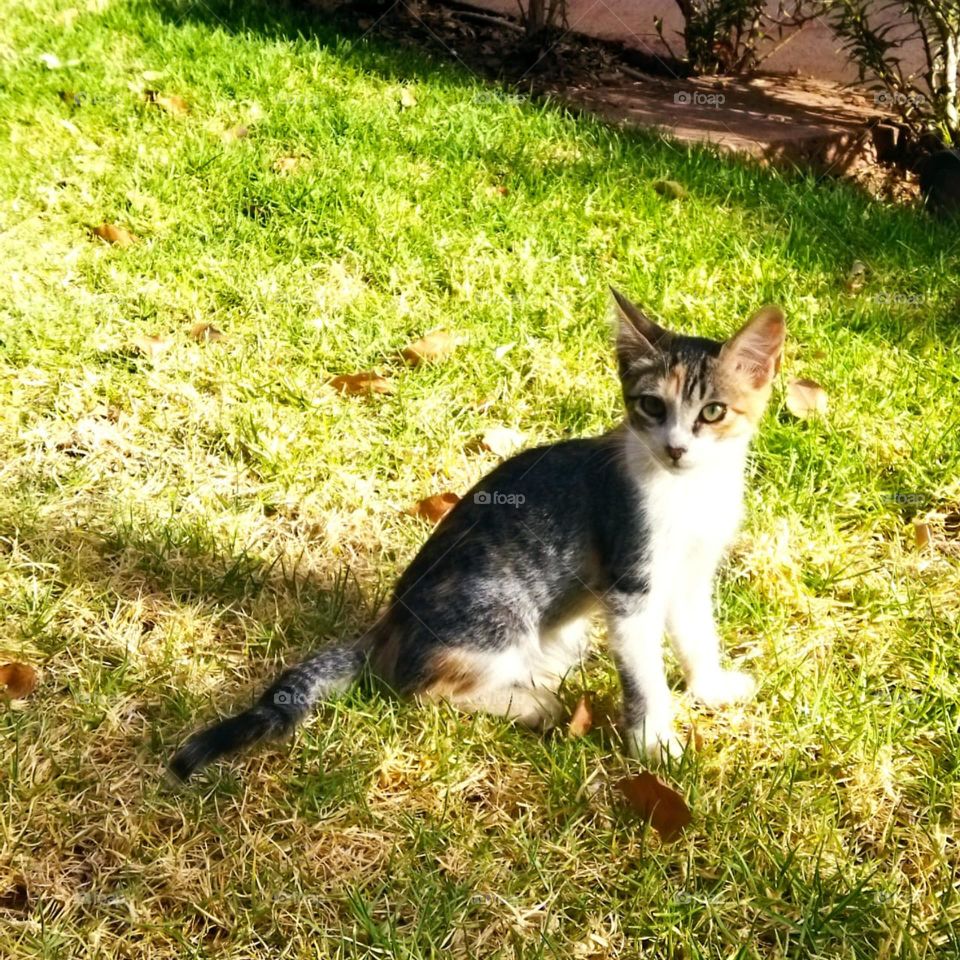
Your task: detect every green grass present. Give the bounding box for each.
[1,0,959,956]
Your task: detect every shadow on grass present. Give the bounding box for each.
[143,0,960,342]
[4,498,390,759]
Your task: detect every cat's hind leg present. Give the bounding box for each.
[416,645,564,730]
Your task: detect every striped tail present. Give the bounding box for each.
[169,637,372,781]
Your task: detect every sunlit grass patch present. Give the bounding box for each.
[1,0,959,956]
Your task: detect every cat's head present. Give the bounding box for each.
[612,288,785,472]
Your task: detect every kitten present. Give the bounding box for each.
[170,290,785,780]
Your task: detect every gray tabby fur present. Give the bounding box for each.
[170,290,785,780]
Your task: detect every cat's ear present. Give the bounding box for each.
[720,305,786,388]
[610,287,670,368]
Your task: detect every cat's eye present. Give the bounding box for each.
[700,402,727,423]
[637,395,666,419]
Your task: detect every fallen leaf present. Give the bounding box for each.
[493,343,515,361]
[617,772,692,842]
[568,694,593,737]
[131,333,173,359]
[652,179,687,200]
[91,223,136,247]
[785,378,828,419]
[844,260,868,293]
[141,69,165,82]
[480,426,525,458]
[0,880,29,914]
[39,52,62,69]
[328,371,393,395]
[242,201,270,222]
[401,329,462,365]
[407,492,460,524]
[221,124,249,143]
[399,87,418,109]
[190,322,224,342]
[914,521,931,550]
[0,663,38,699]
[272,155,306,175]
[144,91,189,115]
[158,94,189,115]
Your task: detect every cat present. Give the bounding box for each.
[170,289,785,780]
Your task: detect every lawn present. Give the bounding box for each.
[1,0,959,956]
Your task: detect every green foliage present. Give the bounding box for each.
[665,0,819,74]
[829,0,960,144]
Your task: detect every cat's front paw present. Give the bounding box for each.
[624,723,685,762]
[690,669,756,709]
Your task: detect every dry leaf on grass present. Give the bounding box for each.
[144,91,189,115]
[189,322,224,343]
[221,124,249,143]
[399,87,418,109]
[944,511,960,537]
[407,492,460,524]
[480,426,525,458]
[652,179,687,200]
[0,880,29,914]
[401,329,462,365]
[915,521,932,550]
[785,378,828,419]
[617,772,692,842]
[131,333,173,359]
[91,223,136,247]
[328,371,393,395]
[0,663,38,699]
[567,694,593,737]
[272,155,306,175]
[142,69,165,82]
[844,260,868,293]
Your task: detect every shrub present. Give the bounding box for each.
[828,0,960,146]
[663,0,820,74]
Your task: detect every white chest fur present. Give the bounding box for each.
[626,434,748,584]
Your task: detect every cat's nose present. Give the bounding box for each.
[666,444,687,463]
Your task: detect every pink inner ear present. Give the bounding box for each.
[724,311,785,388]
[730,342,775,387]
